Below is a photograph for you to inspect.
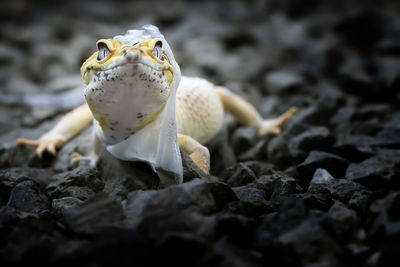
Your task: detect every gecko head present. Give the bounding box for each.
[80,37,175,89]
[79,25,181,145]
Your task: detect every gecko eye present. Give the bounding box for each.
[152,41,163,60]
[97,42,111,61]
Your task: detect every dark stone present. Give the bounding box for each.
[231,126,257,155]
[270,176,300,201]
[221,162,257,187]
[99,149,158,200]
[345,149,400,188]
[332,134,375,162]
[288,126,335,160]
[216,213,257,243]
[296,151,350,190]
[61,193,125,234]
[154,232,218,267]
[267,134,292,168]
[7,180,50,214]
[123,179,237,226]
[323,201,358,239]
[45,167,104,201]
[373,127,400,149]
[278,219,344,266]
[233,185,267,203]
[209,125,237,175]
[0,167,53,205]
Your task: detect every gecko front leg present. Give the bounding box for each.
[17,104,93,157]
[178,134,210,174]
[70,130,101,168]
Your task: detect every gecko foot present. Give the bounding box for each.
[189,147,210,175]
[16,134,66,158]
[257,107,299,136]
[70,152,99,168]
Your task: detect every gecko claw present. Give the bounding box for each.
[257,106,299,136]
[70,152,99,168]
[16,135,65,158]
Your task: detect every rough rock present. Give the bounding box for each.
[296,150,350,190]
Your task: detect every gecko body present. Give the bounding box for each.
[17,25,298,186]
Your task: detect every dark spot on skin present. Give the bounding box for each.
[110,127,115,131]
[111,121,119,125]
[111,77,115,81]
[92,89,94,92]
[126,128,132,131]
[160,90,163,93]
[152,79,156,82]
[124,136,129,140]
[111,135,116,139]
[159,74,162,78]
[137,113,143,118]
[130,131,136,135]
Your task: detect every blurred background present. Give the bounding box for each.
[1,1,400,266]
[1,0,400,97]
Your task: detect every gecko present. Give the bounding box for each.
[17,25,298,186]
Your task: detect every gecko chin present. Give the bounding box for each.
[83,57,171,145]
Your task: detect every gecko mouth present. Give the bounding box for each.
[90,62,164,84]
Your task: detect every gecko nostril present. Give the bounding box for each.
[126,52,139,62]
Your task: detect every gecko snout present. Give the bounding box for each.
[124,50,140,63]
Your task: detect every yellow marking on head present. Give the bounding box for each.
[81,38,175,86]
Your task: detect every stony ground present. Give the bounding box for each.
[1,0,400,266]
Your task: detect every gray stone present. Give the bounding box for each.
[310,168,335,185]
[7,180,50,214]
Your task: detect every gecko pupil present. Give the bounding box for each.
[152,41,163,60]
[97,43,111,61]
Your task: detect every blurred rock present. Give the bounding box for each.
[309,168,335,186]
[296,151,350,190]
[345,149,400,188]
[7,180,49,214]
[263,69,305,95]
[221,162,258,187]
[288,126,335,160]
